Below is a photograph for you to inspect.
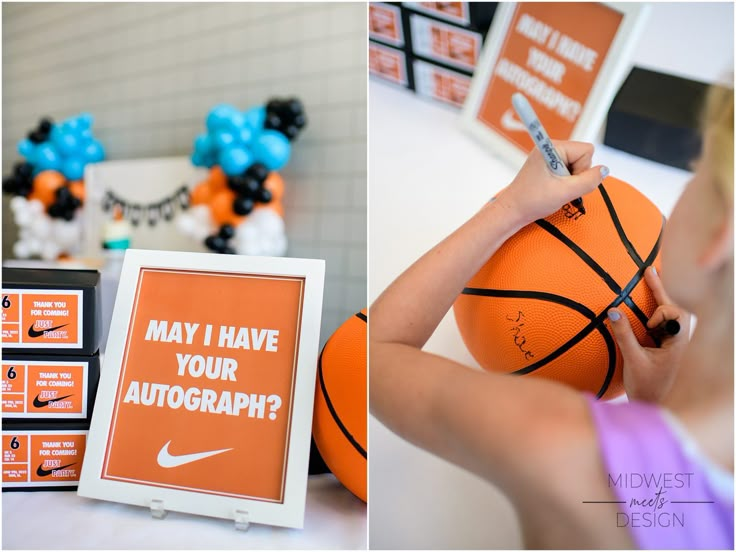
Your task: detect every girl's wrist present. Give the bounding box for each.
[480,196,529,241]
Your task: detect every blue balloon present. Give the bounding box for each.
[238,127,253,145]
[193,133,212,156]
[213,131,235,150]
[206,104,239,133]
[18,138,36,161]
[224,111,246,133]
[78,129,93,143]
[243,106,266,131]
[62,157,85,180]
[219,146,253,176]
[253,130,291,171]
[76,113,93,130]
[35,143,62,171]
[83,141,105,162]
[51,127,79,156]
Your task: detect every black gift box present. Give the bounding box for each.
[604,67,716,170]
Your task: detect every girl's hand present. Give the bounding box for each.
[494,140,608,228]
[607,266,692,403]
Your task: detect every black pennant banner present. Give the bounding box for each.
[102,185,190,227]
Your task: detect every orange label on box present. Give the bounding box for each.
[407,2,470,25]
[476,3,623,150]
[2,431,87,487]
[1,361,88,418]
[1,289,84,348]
[410,14,481,71]
[370,43,408,86]
[414,59,471,107]
[102,268,305,502]
[369,3,404,46]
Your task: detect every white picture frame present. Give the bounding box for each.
[461,2,651,169]
[78,249,325,529]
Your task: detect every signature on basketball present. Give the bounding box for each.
[506,311,535,361]
[562,202,584,220]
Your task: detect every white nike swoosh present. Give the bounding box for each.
[500,108,527,132]
[156,440,233,468]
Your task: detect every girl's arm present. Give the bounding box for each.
[370,141,607,493]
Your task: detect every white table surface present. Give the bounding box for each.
[2,474,366,549]
[367,81,692,549]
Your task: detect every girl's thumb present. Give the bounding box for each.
[567,165,609,197]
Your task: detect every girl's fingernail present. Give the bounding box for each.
[651,266,658,276]
[608,309,621,321]
[600,166,610,179]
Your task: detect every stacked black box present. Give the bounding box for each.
[2,268,101,491]
[369,2,497,108]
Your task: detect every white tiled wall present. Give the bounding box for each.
[2,2,367,346]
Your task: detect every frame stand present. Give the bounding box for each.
[150,499,167,519]
[234,509,251,531]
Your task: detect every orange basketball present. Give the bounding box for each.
[313,309,367,502]
[453,176,663,400]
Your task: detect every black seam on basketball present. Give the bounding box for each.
[624,297,649,329]
[598,184,644,267]
[535,219,622,294]
[355,312,367,323]
[595,322,617,399]
[624,297,661,347]
[317,350,367,459]
[462,288,596,319]
[511,216,663,377]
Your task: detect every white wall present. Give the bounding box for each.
[2,2,367,347]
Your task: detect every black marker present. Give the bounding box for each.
[648,318,681,343]
[512,93,587,214]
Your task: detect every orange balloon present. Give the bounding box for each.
[189,181,212,206]
[209,166,227,192]
[264,172,284,202]
[68,181,85,202]
[255,200,284,218]
[209,189,245,226]
[28,170,66,207]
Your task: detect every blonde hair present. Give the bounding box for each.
[700,82,734,203]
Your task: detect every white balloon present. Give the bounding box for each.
[30,215,52,238]
[14,209,33,227]
[190,205,213,224]
[53,219,81,249]
[27,199,45,215]
[26,238,42,255]
[13,240,31,259]
[176,213,196,236]
[9,196,27,213]
[40,241,61,261]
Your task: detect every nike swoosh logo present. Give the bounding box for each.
[28,323,68,338]
[36,462,76,477]
[500,108,527,132]
[33,394,74,408]
[156,440,233,468]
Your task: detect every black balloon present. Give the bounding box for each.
[205,235,227,252]
[264,97,307,141]
[219,224,235,240]
[246,162,269,183]
[222,246,236,255]
[258,188,272,203]
[233,197,255,216]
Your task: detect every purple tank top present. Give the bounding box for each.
[585,394,734,550]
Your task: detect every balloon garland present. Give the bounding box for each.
[177,98,306,255]
[3,114,106,260]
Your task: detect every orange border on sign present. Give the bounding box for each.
[100,267,306,503]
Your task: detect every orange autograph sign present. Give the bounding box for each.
[101,268,305,502]
[476,3,623,151]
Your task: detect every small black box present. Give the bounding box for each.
[2,268,101,356]
[2,423,89,491]
[604,67,714,170]
[2,352,100,425]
